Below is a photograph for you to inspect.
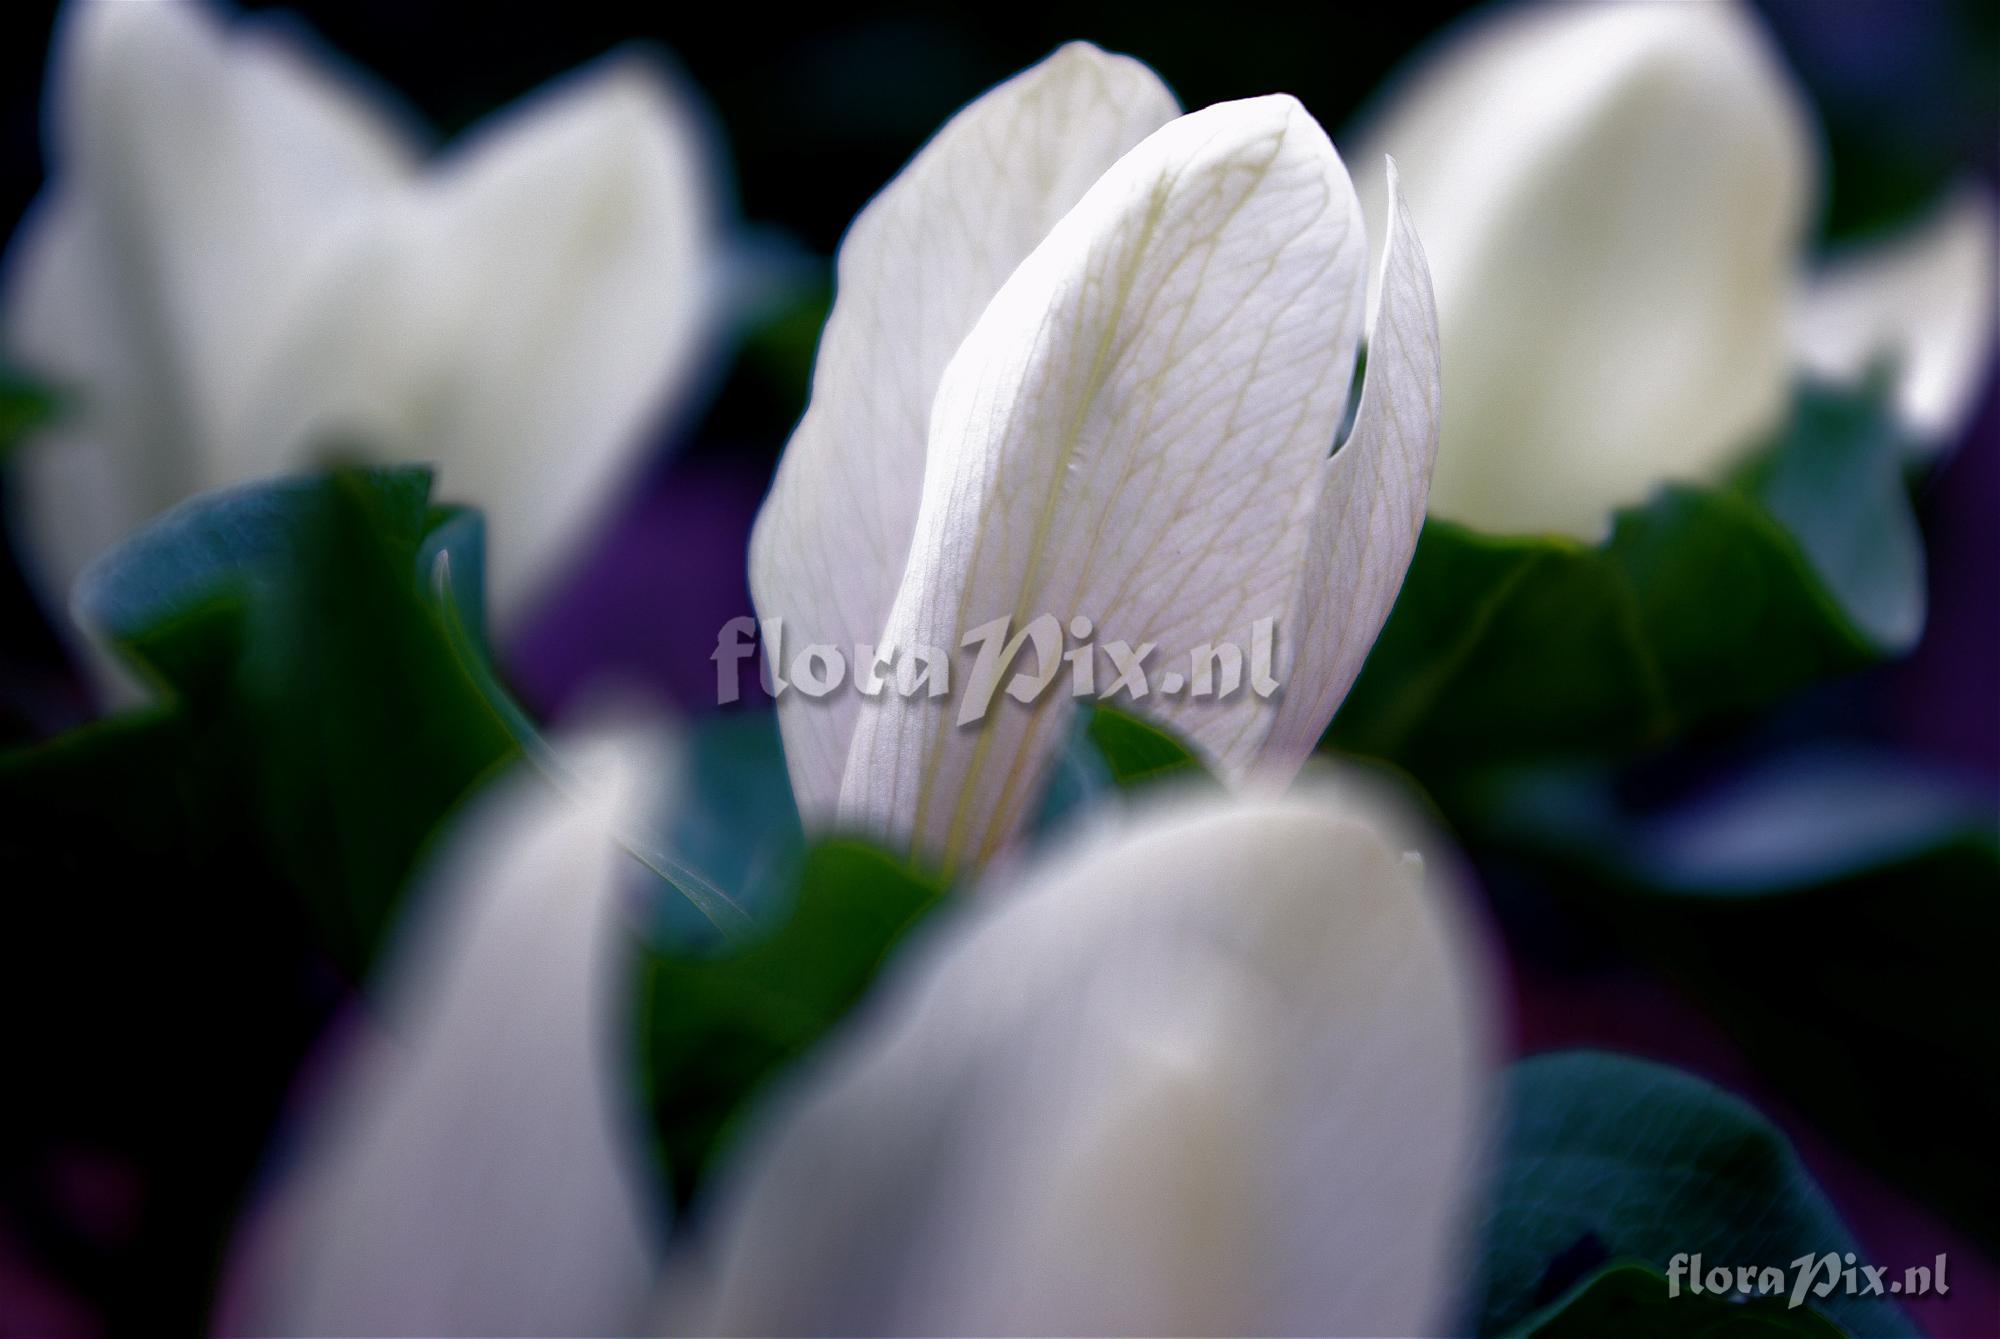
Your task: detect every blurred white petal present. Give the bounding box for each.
[1792,184,1998,449]
[837,96,1370,868]
[4,1,720,630]
[1256,159,1440,779]
[4,0,413,614]
[1352,0,1817,538]
[238,53,723,621]
[750,43,1177,823]
[231,740,666,1337]
[674,780,1495,1337]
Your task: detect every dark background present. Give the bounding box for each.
[1,0,1995,294]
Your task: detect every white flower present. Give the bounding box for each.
[4,0,721,630]
[1349,0,1996,539]
[751,44,1443,870]
[1792,185,1998,443]
[670,778,1495,1337]
[226,737,669,1337]
[233,757,1494,1338]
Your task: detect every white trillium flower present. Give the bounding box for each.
[1349,0,1997,540]
[4,0,721,631]
[752,44,1443,870]
[236,752,1494,1337]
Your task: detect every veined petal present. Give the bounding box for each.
[837,96,1369,869]
[1351,0,1818,538]
[1255,159,1440,779]
[228,741,666,1337]
[3,0,414,612]
[235,52,722,623]
[750,43,1178,823]
[671,781,1496,1337]
[1792,184,1997,449]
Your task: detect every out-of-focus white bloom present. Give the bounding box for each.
[232,753,1494,1336]
[1793,185,1998,447]
[752,44,1443,870]
[1351,0,1996,539]
[1351,0,1813,538]
[227,738,669,1338]
[671,778,1495,1337]
[4,0,721,628]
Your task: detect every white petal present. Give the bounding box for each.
[3,0,414,611]
[229,741,666,1337]
[235,52,722,623]
[1256,159,1441,779]
[1792,184,1997,449]
[673,780,1496,1337]
[750,43,1178,823]
[837,96,1369,869]
[1351,0,1818,538]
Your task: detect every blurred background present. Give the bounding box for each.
[0,1,1993,1335]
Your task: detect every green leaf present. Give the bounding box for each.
[638,838,951,1207]
[1,469,528,1329]
[1030,705,1215,841]
[3,465,778,1326]
[650,710,807,948]
[1507,1262,1848,1339]
[60,462,755,961]
[1738,383,1922,651]
[67,466,521,973]
[1328,383,1914,779]
[1474,1052,1913,1338]
[1084,703,1213,788]
[1473,756,2000,1248]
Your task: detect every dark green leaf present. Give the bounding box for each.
[1329,496,1868,771]
[1083,703,1213,788]
[66,465,520,973]
[1029,711,1108,842]
[654,709,807,947]
[1507,1261,1848,1339]
[1738,377,1922,651]
[1474,1052,1913,1338]
[416,503,490,650]
[4,464,782,1326]
[0,466,557,1326]
[1473,756,2000,1248]
[1030,705,1214,841]
[66,462,753,959]
[1328,384,1914,779]
[639,838,951,1208]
